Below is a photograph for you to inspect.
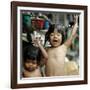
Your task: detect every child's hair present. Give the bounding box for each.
[45,24,65,45]
[23,44,41,65]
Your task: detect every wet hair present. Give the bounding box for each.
[45,24,65,45]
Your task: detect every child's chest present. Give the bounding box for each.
[47,46,66,58]
[24,68,41,77]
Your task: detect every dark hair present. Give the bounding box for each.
[23,44,41,64]
[45,24,65,45]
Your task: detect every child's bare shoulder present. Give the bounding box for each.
[61,44,68,48]
[60,44,68,52]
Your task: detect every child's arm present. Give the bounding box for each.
[38,42,48,60]
[64,15,78,48]
[32,37,48,60]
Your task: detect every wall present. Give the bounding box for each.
[0,0,89,90]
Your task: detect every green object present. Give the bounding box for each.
[23,14,31,27]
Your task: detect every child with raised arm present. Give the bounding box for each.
[33,15,79,76]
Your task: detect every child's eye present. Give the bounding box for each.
[50,33,54,36]
[57,34,60,36]
[32,61,37,64]
[32,62,36,64]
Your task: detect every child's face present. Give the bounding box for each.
[24,59,38,72]
[50,31,62,47]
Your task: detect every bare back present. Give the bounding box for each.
[45,44,67,76]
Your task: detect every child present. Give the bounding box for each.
[33,15,79,76]
[22,44,42,77]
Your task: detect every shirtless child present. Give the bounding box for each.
[22,45,42,77]
[33,15,79,76]
[45,16,78,76]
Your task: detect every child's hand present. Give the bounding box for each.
[71,15,78,36]
[74,15,78,24]
[32,36,42,47]
[32,36,48,60]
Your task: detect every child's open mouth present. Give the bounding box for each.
[53,40,58,43]
[51,39,61,47]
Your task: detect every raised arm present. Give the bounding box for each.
[64,15,78,48]
[32,37,48,60]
